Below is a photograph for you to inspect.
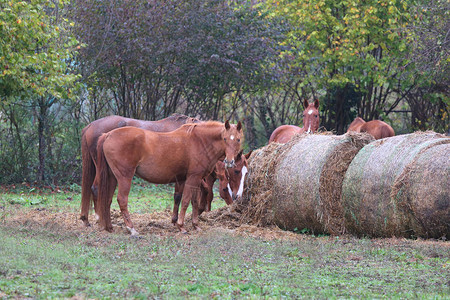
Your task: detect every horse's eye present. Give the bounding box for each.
[315,115,318,118]
[234,170,239,174]
[223,188,228,192]
[237,139,240,142]
[224,138,226,141]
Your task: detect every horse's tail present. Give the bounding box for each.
[80,130,95,224]
[95,133,116,232]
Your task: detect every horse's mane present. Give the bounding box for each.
[168,113,201,123]
[181,120,224,134]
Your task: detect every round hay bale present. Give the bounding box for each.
[342,132,449,238]
[241,132,374,235]
[239,138,297,226]
[392,143,449,239]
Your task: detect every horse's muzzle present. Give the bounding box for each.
[223,159,235,168]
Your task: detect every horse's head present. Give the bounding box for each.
[222,120,243,168]
[347,117,365,133]
[302,99,320,133]
[215,161,233,205]
[216,150,252,204]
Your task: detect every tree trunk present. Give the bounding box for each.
[37,97,48,184]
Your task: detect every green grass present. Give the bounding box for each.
[0,178,226,215]
[0,182,449,299]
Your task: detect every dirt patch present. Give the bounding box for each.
[3,205,309,242]
[3,205,449,249]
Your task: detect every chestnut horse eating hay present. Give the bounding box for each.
[95,120,243,235]
[198,150,252,214]
[80,114,199,226]
[269,99,320,144]
[347,117,395,140]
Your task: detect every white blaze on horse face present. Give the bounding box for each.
[230,135,235,140]
[227,183,233,199]
[236,165,248,198]
[308,109,314,115]
[306,124,311,134]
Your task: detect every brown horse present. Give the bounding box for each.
[269,99,320,144]
[198,150,252,214]
[347,117,395,139]
[95,120,243,235]
[80,114,199,226]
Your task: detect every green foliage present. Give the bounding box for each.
[0,100,83,184]
[0,0,81,101]
[267,0,414,91]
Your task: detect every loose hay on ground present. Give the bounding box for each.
[342,132,449,239]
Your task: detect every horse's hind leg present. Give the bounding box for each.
[80,148,95,226]
[116,177,138,236]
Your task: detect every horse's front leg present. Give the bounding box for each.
[172,181,184,224]
[177,178,201,233]
[116,177,138,236]
[200,174,215,214]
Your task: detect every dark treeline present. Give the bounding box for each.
[0,0,448,185]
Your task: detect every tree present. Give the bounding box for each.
[0,0,79,102]
[264,0,415,133]
[73,0,278,121]
[0,0,81,184]
[403,0,449,132]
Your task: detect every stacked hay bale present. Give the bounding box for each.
[241,132,374,235]
[342,132,449,239]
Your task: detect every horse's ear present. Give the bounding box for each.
[303,99,309,109]
[237,121,242,131]
[236,149,244,161]
[314,99,320,109]
[225,120,230,130]
[245,150,253,159]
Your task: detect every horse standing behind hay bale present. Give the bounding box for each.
[268,99,320,144]
[242,132,374,235]
[342,132,449,239]
[347,117,395,139]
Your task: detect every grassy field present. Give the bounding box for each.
[0,181,449,299]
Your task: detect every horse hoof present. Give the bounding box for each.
[127,227,139,236]
[177,224,188,234]
[80,216,91,227]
